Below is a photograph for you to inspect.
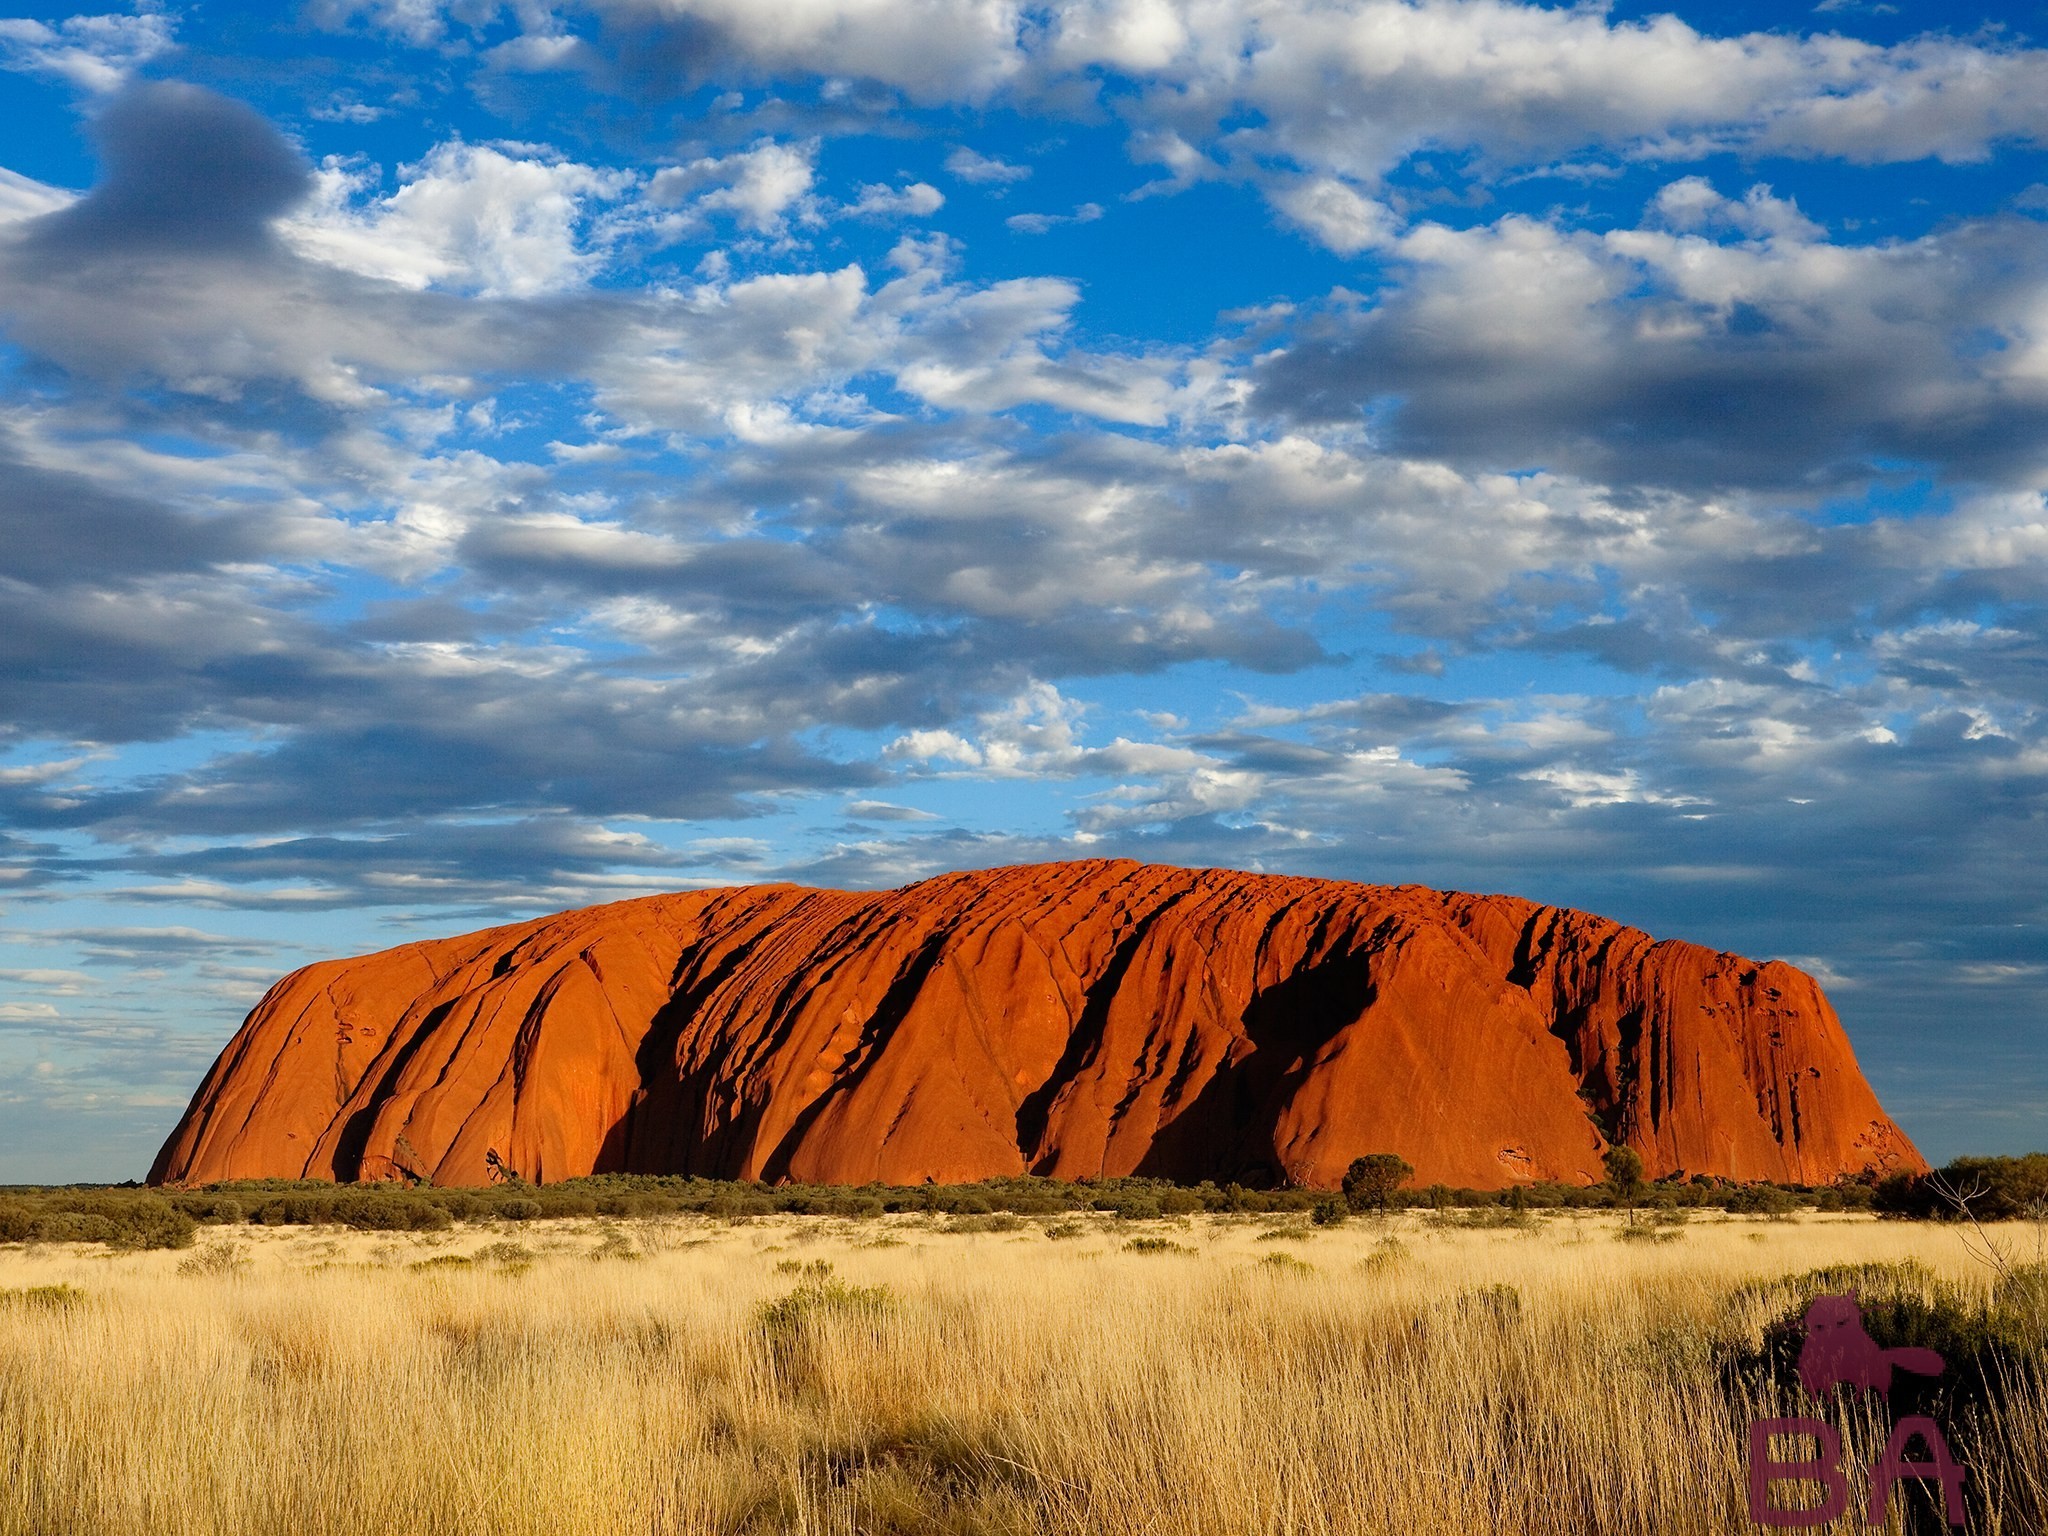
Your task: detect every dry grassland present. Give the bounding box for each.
[1,1211,2042,1535]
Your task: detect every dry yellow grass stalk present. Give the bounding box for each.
[0,1212,2040,1535]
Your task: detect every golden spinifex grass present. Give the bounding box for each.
[1,1213,2041,1535]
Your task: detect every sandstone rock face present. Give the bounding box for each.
[149,861,1926,1190]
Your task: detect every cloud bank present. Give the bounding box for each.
[4,0,2047,1174]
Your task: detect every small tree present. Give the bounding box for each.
[1342,1153,1414,1214]
[1603,1145,1645,1222]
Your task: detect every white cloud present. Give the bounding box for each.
[1046,0,1187,72]
[845,799,941,821]
[1650,177,1823,241]
[285,142,636,296]
[885,727,987,767]
[1005,202,1102,234]
[0,11,176,93]
[304,0,452,47]
[1522,766,1700,809]
[1255,187,2048,491]
[0,755,96,787]
[945,146,1031,184]
[644,139,819,235]
[886,682,1091,775]
[308,96,389,124]
[1955,962,2048,986]
[1268,178,1395,255]
[591,0,1028,101]
[845,180,944,219]
[486,30,587,71]
[583,247,1192,436]
[0,168,73,228]
[1073,1,2048,180]
[587,0,2048,253]
[0,969,91,990]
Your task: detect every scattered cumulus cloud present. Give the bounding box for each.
[0,11,176,93]
[1005,202,1102,234]
[287,141,636,295]
[945,146,1030,184]
[844,180,945,220]
[643,138,819,235]
[3,0,2048,1173]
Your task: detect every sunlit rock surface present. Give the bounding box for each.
[151,861,1926,1190]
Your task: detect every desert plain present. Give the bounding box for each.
[3,1208,2043,1536]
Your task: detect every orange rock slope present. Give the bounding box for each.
[149,861,1926,1190]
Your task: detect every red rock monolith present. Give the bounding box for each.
[149,861,1926,1189]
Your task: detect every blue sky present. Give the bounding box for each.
[3,0,2048,1180]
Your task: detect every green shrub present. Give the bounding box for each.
[1722,1183,1798,1217]
[1617,1223,1681,1243]
[1721,1260,2043,1430]
[37,1194,198,1251]
[1871,1154,2048,1220]
[1455,1283,1523,1325]
[1101,1196,1165,1221]
[13,1210,113,1244]
[755,1275,894,1389]
[946,1213,1022,1233]
[1310,1196,1347,1226]
[1259,1252,1315,1274]
[169,1193,244,1224]
[1992,1263,2048,1347]
[0,1284,87,1310]
[1123,1236,1192,1255]
[593,1192,675,1218]
[0,1197,37,1243]
[333,1193,451,1232]
[704,1192,770,1221]
[177,1240,251,1276]
[1938,1154,2048,1219]
[756,1276,892,1335]
[1602,1146,1646,1202]
[1431,1205,1534,1231]
[1341,1154,1414,1213]
[1360,1236,1409,1274]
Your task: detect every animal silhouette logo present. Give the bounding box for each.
[1795,1294,1946,1400]
[1748,1294,1966,1527]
